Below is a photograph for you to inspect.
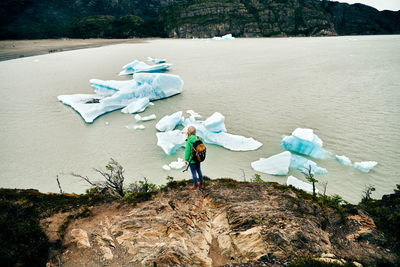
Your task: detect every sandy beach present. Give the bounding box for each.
[0,38,146,61]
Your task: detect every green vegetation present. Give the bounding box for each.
[360,184,400,253]
[0,198,49,266]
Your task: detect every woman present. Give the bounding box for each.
[185,126,204,190]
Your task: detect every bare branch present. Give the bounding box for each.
[56,175,63,194]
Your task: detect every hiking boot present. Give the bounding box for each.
[190,184,199,190]
[199,182,204,189]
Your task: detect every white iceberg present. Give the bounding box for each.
[212,34,235,40]
[156,111,184,132]
[204,112,227,133]
[353,161,378,173]
[336,155,353,167]
[251,151,291,176]
[287,175,319,194]
[147,57,166,64]
[121,97,150,114]
[156,130,186,155]
[281,128,327,159]
[290,154,328,175]
[58,73,184,123]
[162,165,171,171]
[169,158,186,169]
[156,112,262,155]
[135,114,156,122]
[119,60,171,75]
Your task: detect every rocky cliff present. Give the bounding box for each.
[0,0,399,39]
[3,179,393,266]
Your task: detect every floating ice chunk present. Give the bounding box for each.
[213,34,235,40]
[336,155,353,167]
[156,111,184,132]
[287,175,319,194]
[156,130,186,155]
[169,158,186,169]
[162,165,171,171]
[251,151,291,175]
[135,114,156,122]
[121,97,150,114]
[186,110,202,118]
[119,60,171,75]
[282,128,326,159]
[290,154,328,175]
[58,73,183,123]
[125,124,145,130]
[205,131,262,151]
[147,57,166,64]
[353,161,378,173]
[204,112,227,133]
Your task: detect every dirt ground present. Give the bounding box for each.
[0,38,147,61]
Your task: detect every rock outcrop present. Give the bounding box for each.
[43,180,399,266]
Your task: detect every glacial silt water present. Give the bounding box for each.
[0,36,399,203]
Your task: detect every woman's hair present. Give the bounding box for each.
[187,126,196,137]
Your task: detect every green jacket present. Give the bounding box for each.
[185,135,203,164]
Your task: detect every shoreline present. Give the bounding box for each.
[0,38,148,61]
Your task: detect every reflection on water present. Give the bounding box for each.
[0,36,399,203]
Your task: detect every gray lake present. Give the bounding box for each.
[0,36,399,203]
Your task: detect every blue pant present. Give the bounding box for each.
[189,162,203,186]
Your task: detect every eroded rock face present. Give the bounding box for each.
[47,181,399,266]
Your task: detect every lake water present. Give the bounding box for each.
[0,36,399,203]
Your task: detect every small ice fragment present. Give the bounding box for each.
[169,158,186,169]
[213,34,235,40]
[163,165,171,171]
[186,110,202,118]
[134,125,145,130]
[105,122,109,125]
[135,114,156,122]
[353,161,378,173]
[121,97,150,114]
[204,112,227,133]
[336,155,352,166]
[287,175,319,194]
[147,57,166,64]
[156,111,183,132]
[251,151,291,176]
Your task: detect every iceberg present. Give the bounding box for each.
[147,57,166,64]
[204,112,227,133]
[251,151,291,176]
[119,60,171,75]
[290,154,328,175]
[353,161,378,173]
[156,112,262,155]
[58,73,184,123]
[281,128,327,159]
[121,97,150,114]
[287,176,319,194]
[156,130,186,155]
[169,158,186,169]
[212,34,235,40]
[156,111,184,132]
[336,155,353,167]
[135,114,156,122]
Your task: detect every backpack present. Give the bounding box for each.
[192,136,206,162]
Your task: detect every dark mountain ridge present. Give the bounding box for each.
[0,0,399,39]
